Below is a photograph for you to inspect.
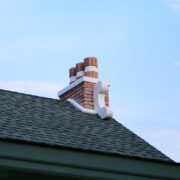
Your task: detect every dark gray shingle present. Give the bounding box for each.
[0,89,172,162]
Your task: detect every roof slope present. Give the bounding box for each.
[0,89,172,162]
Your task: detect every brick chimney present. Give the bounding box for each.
[58,57,113,119]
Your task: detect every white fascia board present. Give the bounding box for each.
[57,76,98,97]
[67,99,96,114]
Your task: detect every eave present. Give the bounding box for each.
[0,140,180,179]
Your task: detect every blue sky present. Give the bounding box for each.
[0,0,180,162]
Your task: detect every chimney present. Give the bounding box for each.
[58,57,113,119]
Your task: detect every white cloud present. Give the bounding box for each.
[170,1,180,11]
[0,80,60,98]
[165,0,180,12]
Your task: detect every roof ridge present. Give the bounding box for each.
[0,88,60,102]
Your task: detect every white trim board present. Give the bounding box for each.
[67,99,96,114]
[58,76,98,97]
[85,66,98,72]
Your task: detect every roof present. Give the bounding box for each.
[0,89,172,162]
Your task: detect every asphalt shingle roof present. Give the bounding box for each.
[0,89,172,162]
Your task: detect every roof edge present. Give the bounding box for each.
[0,140,180,179]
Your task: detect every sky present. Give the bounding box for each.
[0,0,180,162]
